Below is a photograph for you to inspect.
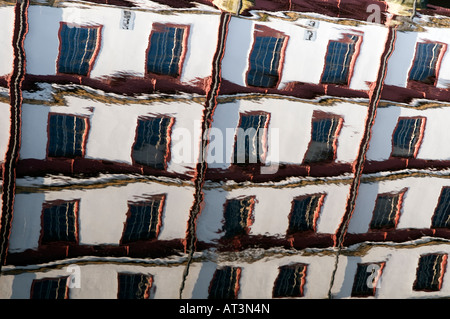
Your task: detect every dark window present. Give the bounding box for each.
[121,197,165,244]
[146,24,186,77]
[409,42,444,85]
[432,187,450,228]
[247,33,286,88]
[117,273,153,299]
[287,194,324,234]
[132,117,173,170]
[41,201,78,244]
[31,277,68,299]
[57,24,100,76]
[208,266,241,299]
[351,263,384,297]
[233,113,269,165]
[369,192,404,230]
[303,116,341,163]
[391,117,424,158]
[272,264,307,298]
[223,197,254,239]
[48,114,87,158]
[413,254,448,291]
[321,35,359,85]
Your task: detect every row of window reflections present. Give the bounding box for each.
[365,186,450,230]
[41,197,165,245]
[57,23,444,88]
[48,113,173,169]
[40,195,315,245]
[46,112,425,170]
[36,182,450,246]
[223,186,450,237]
[58,23,186,78]
[29,253,448,299]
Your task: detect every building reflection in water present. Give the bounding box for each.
[1,0,450,299]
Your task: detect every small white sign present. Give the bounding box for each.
[307,20,319,28]
[304,30,317,41]
[120,10,135,30]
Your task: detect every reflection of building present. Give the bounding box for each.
[1,0,450,174]
[23,4,221,91]
[18,95,204,178]
[198,179,352,249]
[3,0,450,300]
[6,178,195,265]
[0,5,14,80]
[347,173,450,244]
[2,241,450,299]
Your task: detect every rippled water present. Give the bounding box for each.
[1,0,450,301]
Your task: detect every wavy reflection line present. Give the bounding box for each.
[0,0,29,272]
[327,23,398,299]
[179,11,231,299]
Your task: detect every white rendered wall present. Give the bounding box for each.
[0,6,14,77]
[221,15,388,91]
[4,243,450,299]
[208,98,367,169]
[197,182,351,243]
[367,105,450,161]
[280,18,388,91]
[24,5,61,76]
[384,27,450,89]
[24,4,220,83]
[383,31,418,88]
[19,97,204,174]
[331,243,450,299]
[348,175,450,233]
[0,102,10,163]
[0,255,337,299]
[8,180,195,253]
[205,254,336,299]
[0,263,188,299]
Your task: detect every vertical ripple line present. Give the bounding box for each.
[0,0,29,271]
[328,25,397,299]
[179,12,231,299]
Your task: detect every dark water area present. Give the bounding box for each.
[1,0,450,302]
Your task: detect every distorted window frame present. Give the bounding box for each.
[351,262,385,298]
[56,22,103,77]
[390,116,426,159]
[222,196,256,239]
[407,41,447,87]
[119,194,166,245]
[39,199,80,246]
[208,266,242,299]
[413,253,448,292]
[30,276,70,299]
[302,111,344,164]
[272,263,308,298]
[130,115,175,171]
[319,33,363,87]
[117,272,154,299]
[46,112,90,159]
[245,24,289,89]
[368,189,407,231]
[144,23,190,79]
[431,186,450,229]
[232,111,271,166]
[286,193,326,235]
